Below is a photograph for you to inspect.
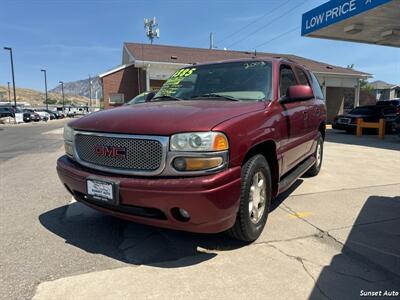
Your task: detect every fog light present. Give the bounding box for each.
[179,208,190,219]
[173,157,187,171]
[171,207,191,222]
[172,157,223,171]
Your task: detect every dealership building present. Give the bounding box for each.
[100,0,398,122]
[100,43,369,122]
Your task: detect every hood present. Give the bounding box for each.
[70,100,265,135]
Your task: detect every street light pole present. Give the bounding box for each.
[7,82,11,103]
[88,75,92,109]
[41,69,48,110]
[4,47,17,123]
[59,81,65,112]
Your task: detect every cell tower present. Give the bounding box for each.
[144,17,160,44]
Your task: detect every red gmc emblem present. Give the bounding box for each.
[95,145,127,159]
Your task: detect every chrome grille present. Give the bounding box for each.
[74,132,166,174]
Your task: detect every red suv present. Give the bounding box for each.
[57,58,326,241]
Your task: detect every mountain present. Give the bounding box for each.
[0,85,90,106]
[49,76,102,99]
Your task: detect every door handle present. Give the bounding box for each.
[303,111,308,120]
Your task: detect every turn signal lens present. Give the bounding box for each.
[173,157,224,171]
[213,133,229,151]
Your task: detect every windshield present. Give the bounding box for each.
[349,107,377,115]
[155,61,273,101]
[126,92,147,105]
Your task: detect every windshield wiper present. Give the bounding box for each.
[191,93,240,101]
[151,95,183,102]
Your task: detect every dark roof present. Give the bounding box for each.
[125,43,370,77]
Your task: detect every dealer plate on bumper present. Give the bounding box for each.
[86,177,119,205]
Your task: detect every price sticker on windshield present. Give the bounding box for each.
[172,67,196,78]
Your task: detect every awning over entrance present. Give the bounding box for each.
[302,0,400,47]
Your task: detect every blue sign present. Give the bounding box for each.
[302,0,393,36]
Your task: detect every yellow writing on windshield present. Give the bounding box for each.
[172,68,196,78]
[160,68,197,96]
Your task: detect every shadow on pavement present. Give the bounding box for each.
[39,203,248,267]
[39,179,305,268]
[326,129,400,151]
[271,179,303,212]
[308,195,400,300]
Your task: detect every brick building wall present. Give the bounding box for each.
[102,65,146,109]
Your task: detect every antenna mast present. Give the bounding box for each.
[144,17,160,45]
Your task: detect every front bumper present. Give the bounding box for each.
[332,122,356,130]
[57,155,242,233]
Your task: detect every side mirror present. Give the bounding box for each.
[145,91,156,101]
[281,85,314,104]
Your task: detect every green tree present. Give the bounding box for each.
[44,99,57,105]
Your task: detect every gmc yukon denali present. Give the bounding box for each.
[57,58,326,242]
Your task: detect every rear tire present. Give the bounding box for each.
[227,154,272,242]
[305,132,323,177]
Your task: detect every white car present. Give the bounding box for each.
[35,111,50,121]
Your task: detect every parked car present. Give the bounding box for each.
[57,58,327,242]
[13,107,32,123]
[23,109,41,122]
[376,99,400,115]
[38,109,56,120]
[34,110,50,121]
[52,110,65,119]
[125,91,156,105]
[0,106,26,123]
[332,105,397,133]
[0,106,14,118]
[395,115,400,137]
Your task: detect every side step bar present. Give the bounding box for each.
[278,156,316,194]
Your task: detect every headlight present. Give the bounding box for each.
[63,124,74,157]
[170,132,229,152]
[63,124,74,142]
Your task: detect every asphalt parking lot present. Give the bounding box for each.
[1,122,399,300]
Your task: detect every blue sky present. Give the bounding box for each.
[1,0,399,91]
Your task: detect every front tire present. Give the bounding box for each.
[227,154,272,242]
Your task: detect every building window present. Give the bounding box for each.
[109,93,124,104]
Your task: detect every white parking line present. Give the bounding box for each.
[42,128,64,135]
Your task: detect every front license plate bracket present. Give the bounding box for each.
[86,176,120,205]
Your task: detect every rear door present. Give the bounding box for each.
[278,64,308,174]
[294,67,317,154]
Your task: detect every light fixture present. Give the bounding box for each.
[380,29,399,39]
[344,24,363,34]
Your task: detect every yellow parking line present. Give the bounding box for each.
[288,211,312,219]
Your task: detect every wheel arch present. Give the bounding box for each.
[319,122,326,140]
[242,140,279,197]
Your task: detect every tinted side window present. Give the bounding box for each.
[279,65,297,98]
[295,68,310,86]
[309,72,324,100]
